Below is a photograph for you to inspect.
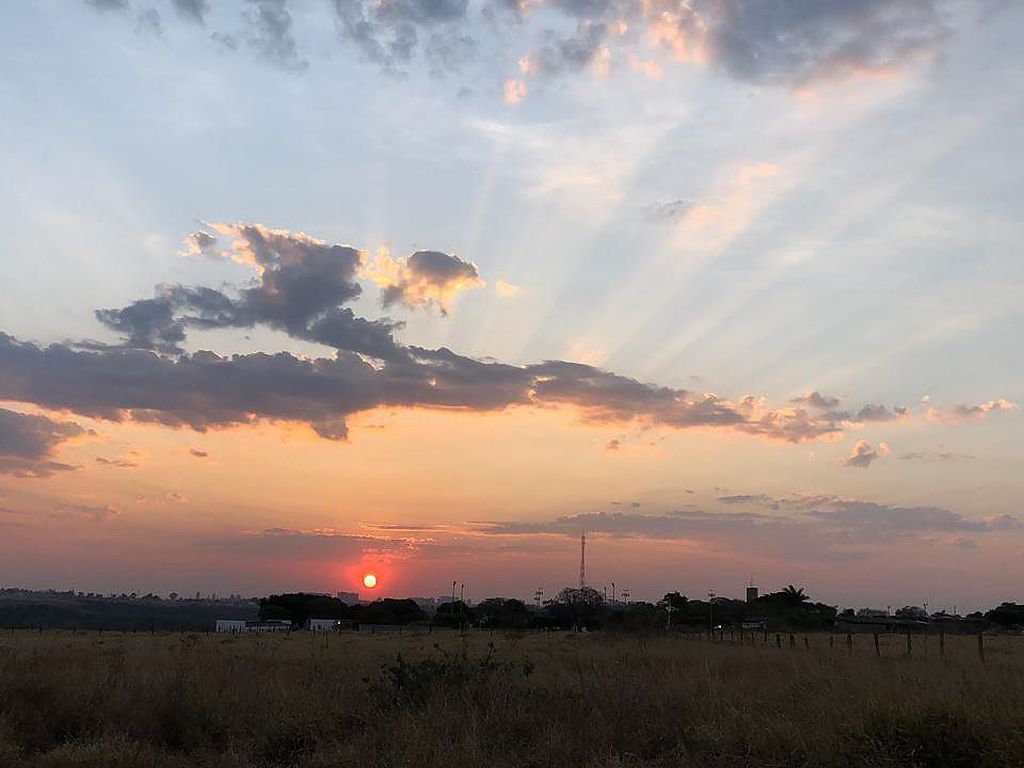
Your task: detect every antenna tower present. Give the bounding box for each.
[579,532,586,590]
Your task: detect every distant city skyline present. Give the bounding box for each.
[0,1,1022,609]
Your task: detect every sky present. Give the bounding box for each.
[0,0,1021,611]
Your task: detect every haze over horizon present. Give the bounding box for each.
[0,0,1022,612]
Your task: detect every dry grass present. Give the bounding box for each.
[0,629,1022,767]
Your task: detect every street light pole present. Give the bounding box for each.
[708,590,716,639]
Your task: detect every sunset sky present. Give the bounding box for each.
[0,0,1021,611]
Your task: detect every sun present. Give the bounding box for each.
[362,573,378,589]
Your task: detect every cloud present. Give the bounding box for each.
[717,493,779,509]
[854,404,904,422]
[801,497,1019,535]
[667,0,953,86]
[189,448,209,458]
[135,7,162,35]
[494,280,520,296]
[180,230,218,257]
[95,456,139,468]
[54,502,119,521]
[2,222,1005,447]
[364,248,484,315]
[644,199,696,224]
[97,224,406,359]
[518,21,610,78]
[171,0,209,24]
[87,0,129,11]
[791,391,841,410]
[840,439,889,468]
[473,495,1019,563]
[952,399,1018,418]
[81,0,988,96]
[245,0,306,71]
[603,438,620,451]
[899,450,976,462]
[0,408,85,478]
[331,0,471,74]
[210,526,415,558]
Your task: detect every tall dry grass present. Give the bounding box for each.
[0,629,1022,767]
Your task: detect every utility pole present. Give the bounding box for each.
[708,590,717,636]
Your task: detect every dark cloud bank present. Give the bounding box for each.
[0,223,917,447]
[0,409,85,478]
[82,0,982,89]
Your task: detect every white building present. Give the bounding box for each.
[306,618,339,631]
[215,619,291,633]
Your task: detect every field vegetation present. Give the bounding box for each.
[1,628,1022,767]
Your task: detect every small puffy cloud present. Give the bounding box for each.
[953,399,1018,419]
[95,456,138,468]
[189,448,209,458]
[854,404,903,422]
[494,280,520,296]
[718,493,779,509]
[365,248,484,315]
[791,391,841,410]
[179,230,218,257]
[603,438,621,451]
[54,502,119,521]
[899,450,976,462]
[644,199,695,224]
[0,408,85,478]
[840,439,889,468]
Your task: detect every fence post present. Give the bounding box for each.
[939,628,944,658]
[763,627,768,644]
[776,633,782,648]
[789,633,795,648]
[978,633,985,663]
[906,632,912,657]
[874,633,880,657]
[803,636,810,650]
[846,633,853,656]
[829,634,834,652]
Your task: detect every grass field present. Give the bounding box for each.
[1,628,1022,767]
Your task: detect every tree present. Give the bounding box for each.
[434,600,472,627]
[985,602,1024,629]
[475,598,531,629]
[895,606,928,619]
[780,585,809,606]
[356,599,428,626]
[545,587,606,630]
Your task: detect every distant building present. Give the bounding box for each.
[306,618,339,631]
[409,597,436,612]
[336,591,359,604]
[745,586,759,603]
[215,619,290,633]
